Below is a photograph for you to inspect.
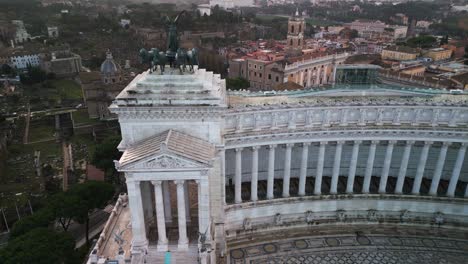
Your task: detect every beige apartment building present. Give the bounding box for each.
[381,46,420,61]
[424,48,452,61]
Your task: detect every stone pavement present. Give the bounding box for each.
[228,226,468,264]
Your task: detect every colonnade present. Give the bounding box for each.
[231,141,468,203]
[127,179,210,251]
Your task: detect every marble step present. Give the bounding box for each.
[146,245,199,264]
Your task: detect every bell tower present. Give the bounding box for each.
[287,8,305,50]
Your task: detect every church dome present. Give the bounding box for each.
[100,51,121,75]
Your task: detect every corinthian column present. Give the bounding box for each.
[151,181,168,251]
[251,146,260,202]
[412,141,432,195]
[126,180,148,251]
[429,142,450,196]
[174,180,188,250]
[330,141,344,194]
[282,144,293,198]
[363,141,378,194]
[267,145,276,199]
[235,148,243,203]
[346,140,361,194]
[162,181,172,223]
[379,141,396,194]
[314,142,327,195]
[298,143,310,196]
[395,141,414,194]
[447,143,467,197]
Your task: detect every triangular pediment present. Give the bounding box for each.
[117,153,206,170]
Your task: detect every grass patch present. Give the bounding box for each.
[72,109,100,125]
[50,79,83,100]
[28,124,56,142]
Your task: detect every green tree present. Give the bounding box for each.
[91,135,122,183]
[49,192,82,231]
[67,181,114,247]
[226,78,250,90]
[10,208,54,238]
[0,228,77,264]
[406,35,437,48]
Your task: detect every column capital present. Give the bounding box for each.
[174,180,185,186]
[286,143,294,148]
[252,146,261,151]
[194,179,200,185]
[151,180,162,187]
[388,140,397,145]
[461,142,468,148]
[354,140,363,145]
[320,141,328,146]
[442,142,452,147]
[337,141,346,145]
[406,140,416,145]
[235,147,243,152]
[371,140,379,145]
[303,142,311,146]
[424,141,434,146]
[268,144,277,149]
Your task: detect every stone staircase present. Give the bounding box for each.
[146,244,199,264]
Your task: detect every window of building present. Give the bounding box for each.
[254,72,257,77]
[291,25,295,33]
[299,25,302,32]
[298,39,301,46]
[268,74,271,80]
[290,39,293,46]
[276,76,279,82]
[290,74,293,78]
[259,73,262,78]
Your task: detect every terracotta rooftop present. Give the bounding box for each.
[119,130,215,167]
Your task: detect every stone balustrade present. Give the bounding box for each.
[225,105,468,134]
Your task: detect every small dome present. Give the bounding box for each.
[100,51,121,75]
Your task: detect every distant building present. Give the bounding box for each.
[392,26,408,40]
[11,20,30,44]
[40,49,82,77]
[345,20,387,38]
[47,26,59,38]
[209,0,253,9]
[120,19,131,29]
[287,10,305,50]
[81,51,125,120]
[197,4,211,16]
[381,46,419,61]
[10,53,41,69]
[334,64,381,85]
[399,64,426,76]
[424,48,452,62]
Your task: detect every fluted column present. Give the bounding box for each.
[298,143,310,196]
[395,141,414,194]
[174,180,188,250]
[330,141,344,194]
[126,180,148,250]
[152,181,168,251]
[184,181,190,222]
[447,143,467,197]
[363,141,378,194]
[346,140,361,194]
[379,141,396,194]
[251,146,260,201]
[235,148,243,203]
[429,142,450,196]
[162,181,172,223]
[196,178,211,241]
[314,142,327,195]
[283,144,293,198]
[412,141,432,195]
[267,145,276,199]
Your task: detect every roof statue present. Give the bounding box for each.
[138,10,199,74]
